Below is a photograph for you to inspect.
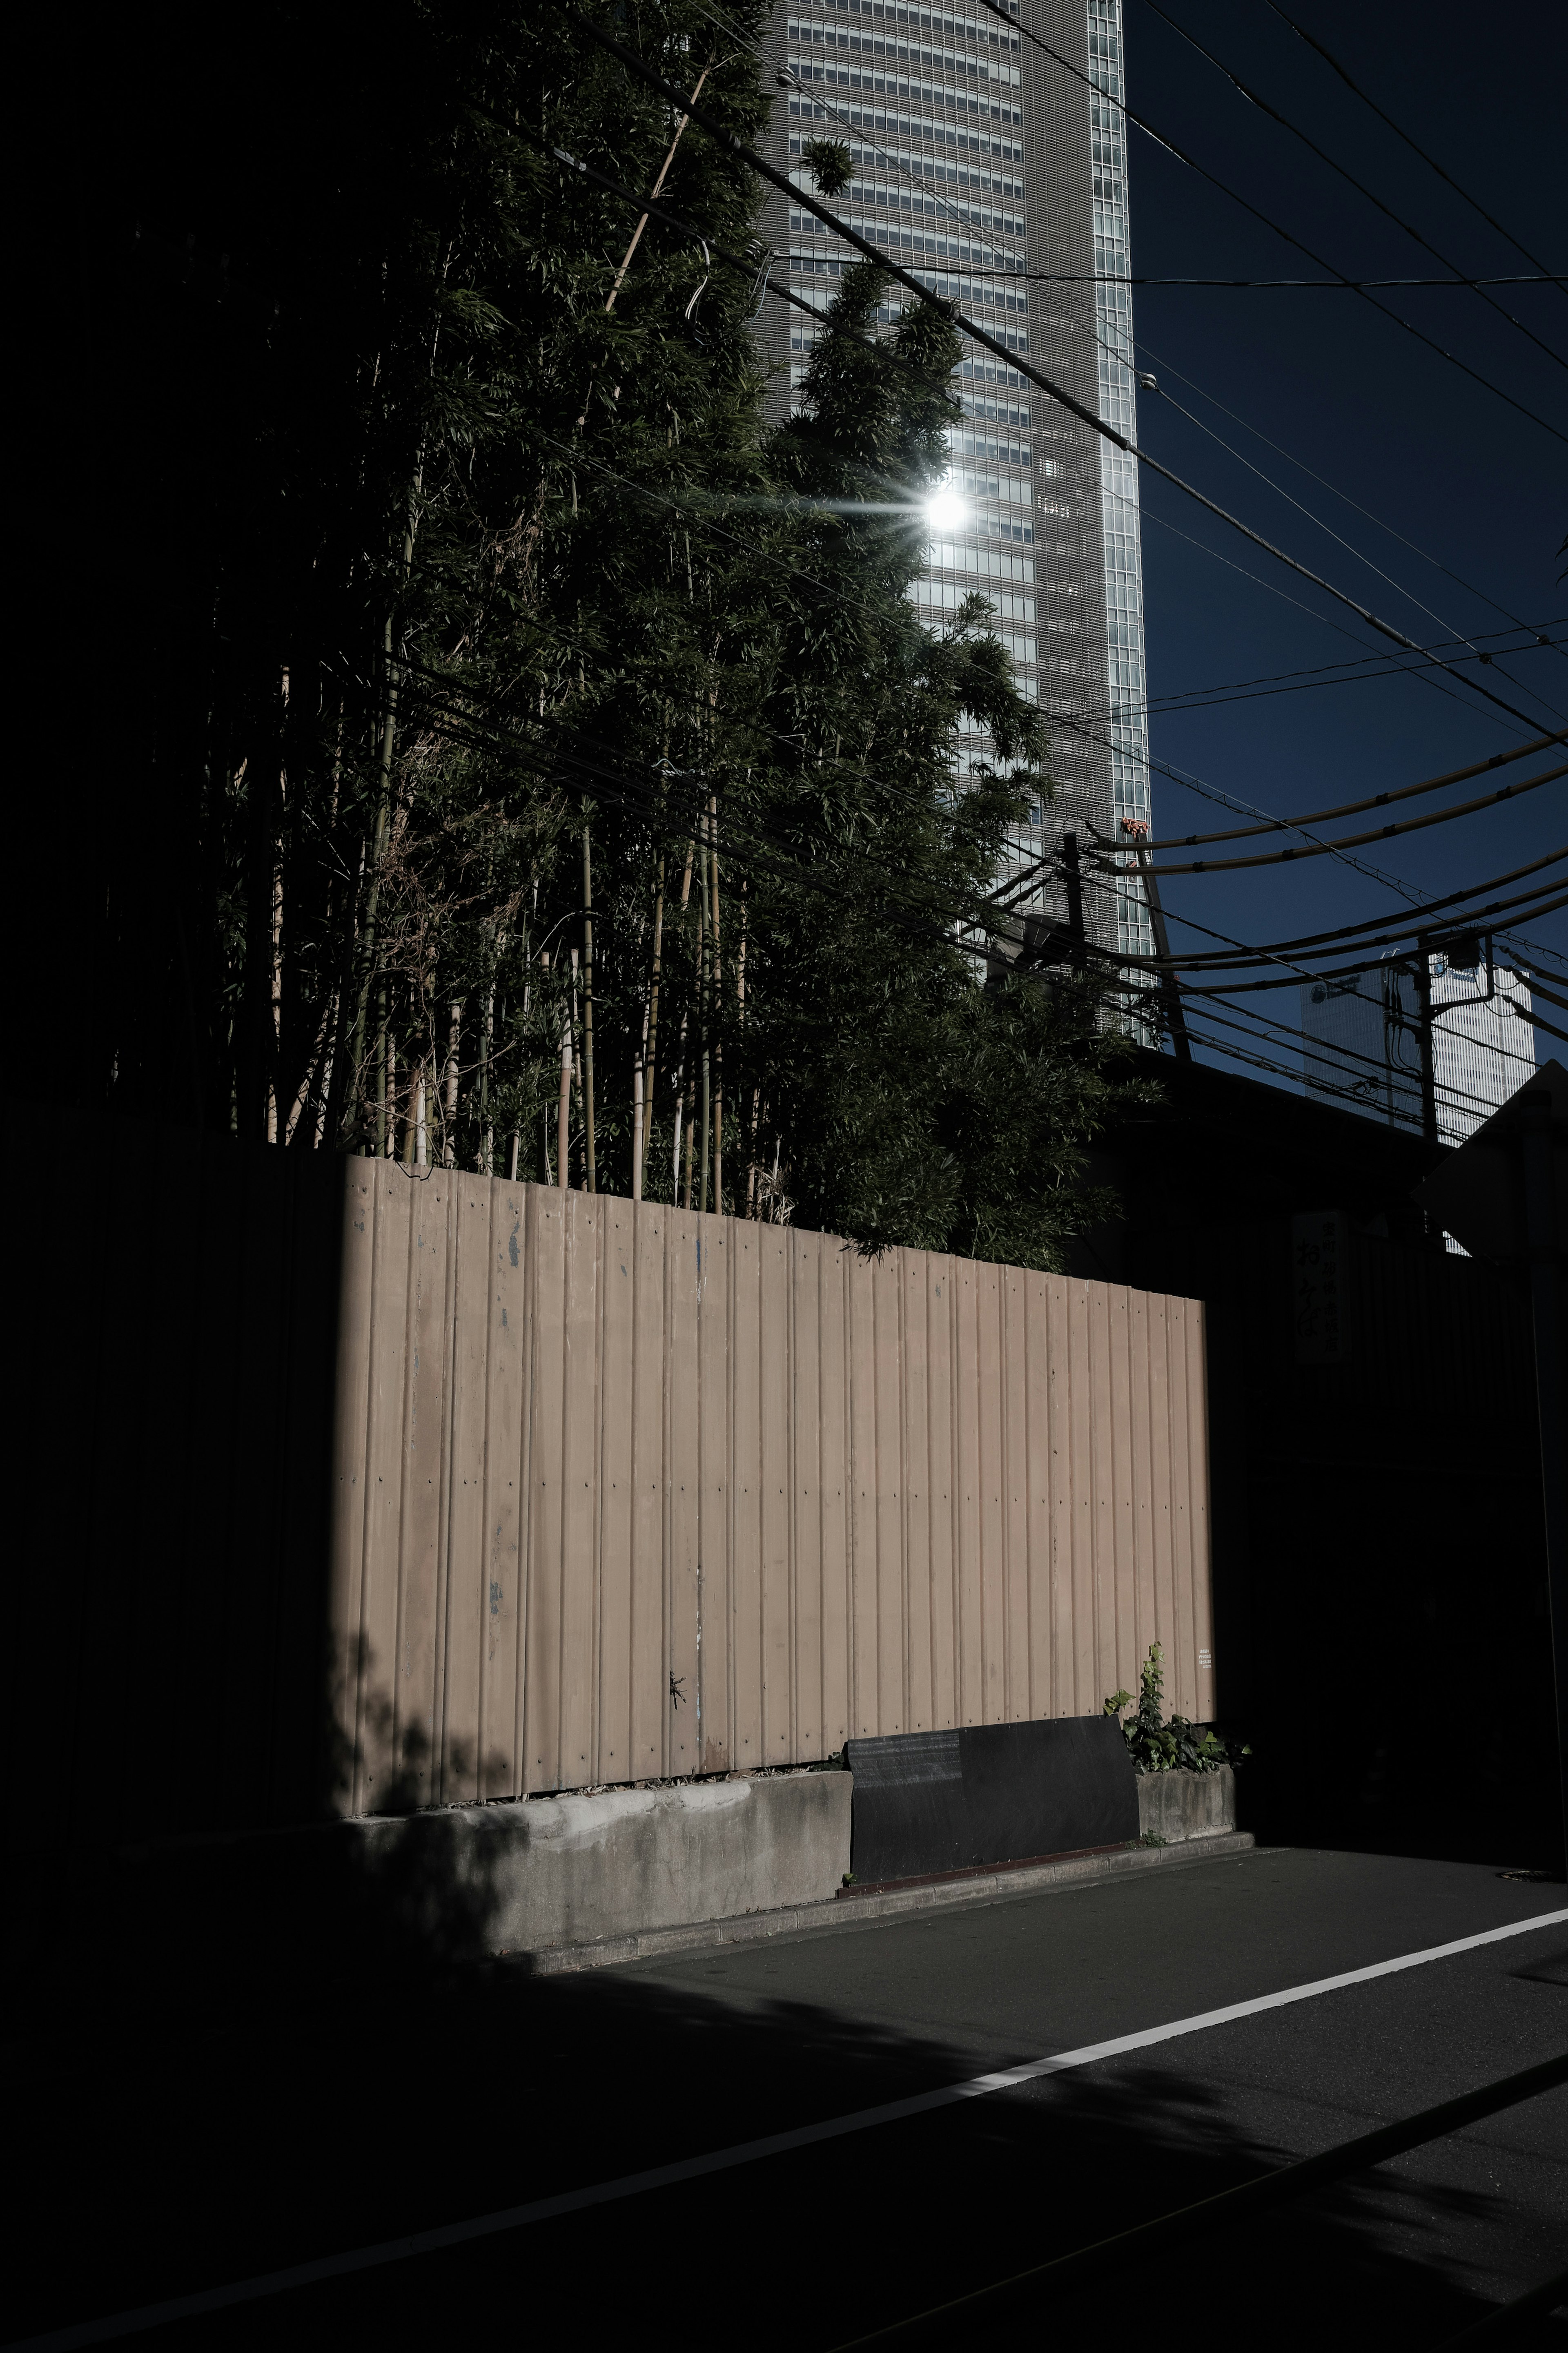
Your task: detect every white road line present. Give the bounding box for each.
[11,1907,1566,2351]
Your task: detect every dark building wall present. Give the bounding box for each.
[15,1123,345,1858]
[1076,1053,1556,1860]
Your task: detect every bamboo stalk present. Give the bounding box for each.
[479,927,504,1176]
[708,793,722,1214]
[671,1066,682,1201]
[640,848,667,1196]
[746,1089,760,1217]
[443,999,461,1167]
[631,1055,644,1201]
[477,969,490,1173]
[582,827,597,1193]
[737,880,755,1214]
[283,992,335,1147]
[312,990,341,1151]
[343,488,418,1146]
[266,664,290,1147]
[698,820,710,1216]
[376,987,388,1157]
[603,70,711,312]
[670,1001,689,1209]
[555,951,572,1191]
[669,830,698,1209]
[570,947,584,1185]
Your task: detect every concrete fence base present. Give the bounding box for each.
[58,1768,856,2002]
[30,1764,1245,2010]
[345,1769,854,1957]
[1137,1766,1236,1844]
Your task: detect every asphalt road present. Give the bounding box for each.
[8,1845,1566,2349]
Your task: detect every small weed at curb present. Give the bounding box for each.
[1105,1643,1250,1775]
[1139,1831,1167,1848]
[842,1872,857,1887]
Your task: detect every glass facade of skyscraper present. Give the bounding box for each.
[1301,952,1537,1144]
[756,0,1153,958]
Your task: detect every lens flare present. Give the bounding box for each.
[924,486,967,535]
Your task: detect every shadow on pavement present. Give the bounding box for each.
[7,1925,1564,2350]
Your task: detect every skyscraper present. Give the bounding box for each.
[755,0,1153,958]
[1301,950,1537,1145]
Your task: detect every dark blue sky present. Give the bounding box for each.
[1113,0,1567,1086]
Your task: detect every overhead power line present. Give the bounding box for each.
[1114,845,1568,968]
[1008,250,1563,682]
[1117,761,1565,876]
[1526,971,1568,1018]
[963,0,1568,445]
[758,0,1568,736]
[679,8,1565,704]
[1136,508,1540,740]
[1514,999,1568,1049]
[1145,877,1568,984]
[1131,731,1566,848]
[1135,0,1568,374]
[1148,379,1559,695]
[460,167,1532,930]
[513,107,1568,854]
[1028,273,1567,289]
[1186,896,1568,990]
[1037,304,1568,722]
[1134,629,1566,721]
[466,74,1568,1001]
[1071,866,1540,1121]
[1125,334,1568,660]
[1115,966,1536,1128]
[565,5,1557,746]
[1176,981,1534,1100]
[1261,0,1568,289]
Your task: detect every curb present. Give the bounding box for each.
[508,1829,1257,1976]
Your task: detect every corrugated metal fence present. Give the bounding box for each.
[330,1167,1215,1815]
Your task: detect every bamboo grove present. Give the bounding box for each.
[78,0,1152,1269]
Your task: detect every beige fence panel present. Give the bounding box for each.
[329,1172,1215,1813]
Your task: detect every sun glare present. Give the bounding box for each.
[924,485,967,535]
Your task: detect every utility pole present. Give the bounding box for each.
[1121,821,1192,1064]
[1411,943,1439,1149]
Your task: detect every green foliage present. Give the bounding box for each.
[801,138,855,197]
[91,0,1152,1274]
[1104,1645,1250,1775]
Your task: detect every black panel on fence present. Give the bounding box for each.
[846,1717,1138,1885]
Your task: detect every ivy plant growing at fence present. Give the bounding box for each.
[1104,1644,1250,1775]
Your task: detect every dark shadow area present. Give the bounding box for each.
[1071,1051,1562,1876]
[10,1115,523,2033]
[4,1938,1564,2348]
